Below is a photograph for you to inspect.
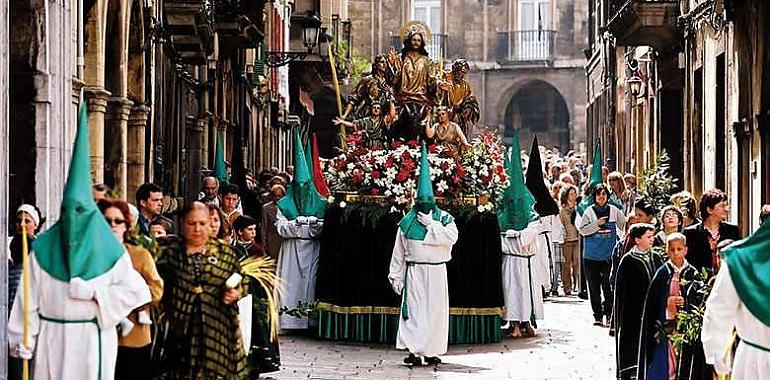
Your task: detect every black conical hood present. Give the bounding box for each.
[525,135,560,216]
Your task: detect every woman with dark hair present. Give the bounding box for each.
[207,203,231,243]
[578,184,627,326]
[156,201,248,379]
[97,198,164,380]
[558,185,580,296]
[682,188,741,276]
[654,205,684,248]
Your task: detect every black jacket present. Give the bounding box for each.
[682,222,740,275]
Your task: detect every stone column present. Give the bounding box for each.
[186,115,205,200]
[1,0,10,374]
[85,86,111,183]
[127,104,150,201]
[105,97,133,199]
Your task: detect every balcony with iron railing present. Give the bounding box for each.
[389,34,448,62]
[607,0,679,48]
[495,30,556,62]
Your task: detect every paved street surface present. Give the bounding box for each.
[269,296,615,380]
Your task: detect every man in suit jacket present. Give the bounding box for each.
[683,188,741,276]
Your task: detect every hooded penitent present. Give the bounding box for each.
[213,130,229,184]
[723,220,770,326]
[276,130,328,220]
[577,140,603,215]
[399,143,453,240]
[497,129,539,232]
[32,95,126,281]
[525,135,560,217]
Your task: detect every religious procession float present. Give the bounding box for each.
[310,21,516,345]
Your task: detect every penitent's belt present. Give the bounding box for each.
[400,261,448,321]
[40,315,103,379]
[741,337,770,352]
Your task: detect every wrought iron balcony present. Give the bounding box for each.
[607,0,679,49]
[389,33,448,62]
[496,30,556,62]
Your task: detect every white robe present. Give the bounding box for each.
[535,215,560,292]
[8,252,151,380]
[702,264,770,380]
[388,217,458,357]
[501,222,543,322]
[275,209,323,329]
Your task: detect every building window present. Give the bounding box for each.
[517,0,551,60]
[411,0,443,60]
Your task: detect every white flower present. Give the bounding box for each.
[390,206,398,213]
[328,195,336,203]
[477,205,485,213]
[339,201,347,208]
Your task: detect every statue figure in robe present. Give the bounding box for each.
[386,21,440,141]
[342,54,395,121]
[437,59,479,137]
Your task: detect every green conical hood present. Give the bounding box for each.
[213,131,229,183]
[399,143,452,240]
[276,130,327,219]
[577,141,603,215]
[723,220,770,326]
[32,94,125,281]
[497,130,538,232]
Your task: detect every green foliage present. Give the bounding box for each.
[333,40,371,88]
[654,275,713,354]
[280,300,317,318]
[125,229,163,260]
[640,150,678,213]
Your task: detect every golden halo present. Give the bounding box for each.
[399,20,432,44]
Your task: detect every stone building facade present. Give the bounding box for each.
[348,0,589,151]
[5,0,311,221]
[586,0,769,233]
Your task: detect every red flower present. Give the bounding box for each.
[428,144,438,154]
[372,171,381,179]
[440,162,450,171]
[370,188,380,195]
[396,169,409,182]
[351,170,364,185]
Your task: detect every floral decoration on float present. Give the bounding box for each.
[323,129,509,211]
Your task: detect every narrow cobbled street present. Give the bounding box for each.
[274,297,614,380]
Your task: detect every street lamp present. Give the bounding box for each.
[264,11,322,68]
[300,11,322,52]
[627,75,643,98]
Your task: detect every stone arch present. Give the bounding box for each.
[127,0,145,103]
[502,79,571,150]
[83,0,104,87]
[102,0,132,196]
[104,0,125,97]
[126,0,149,199]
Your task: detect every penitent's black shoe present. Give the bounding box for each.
[578,291,588,300]
[404,354,426,366]
[426,356,442,365]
